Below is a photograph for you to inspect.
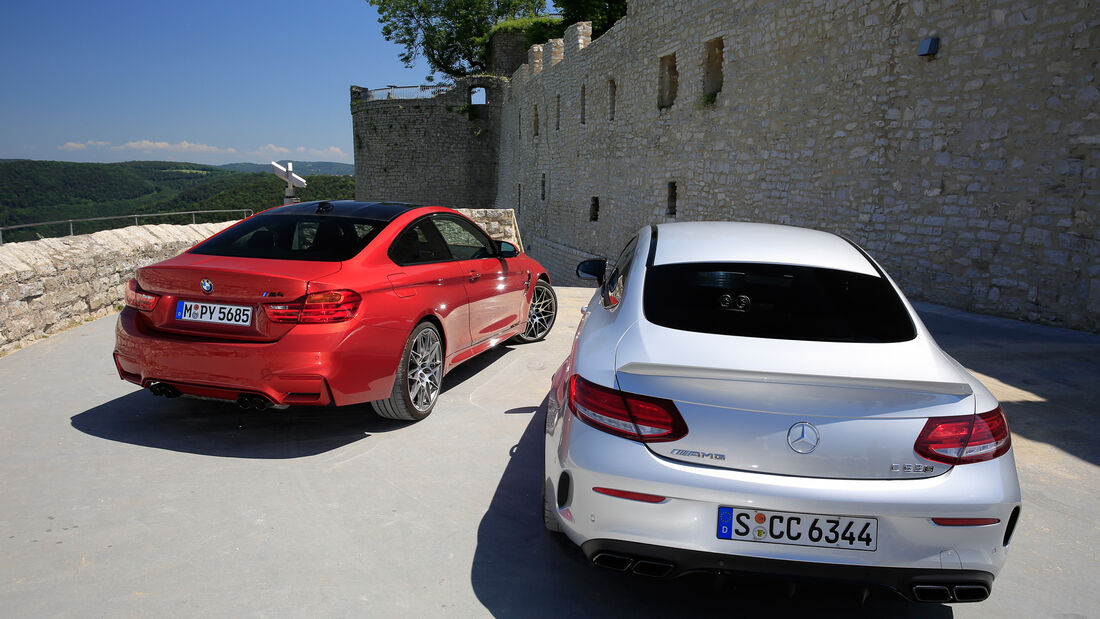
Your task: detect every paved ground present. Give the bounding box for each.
[0,287,1096,618]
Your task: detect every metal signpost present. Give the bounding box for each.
[271,161,307,205]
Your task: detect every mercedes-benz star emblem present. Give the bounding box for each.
[787,422,820,454]
[200,279,214,294]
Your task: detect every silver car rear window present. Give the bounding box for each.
[643,262,916,343]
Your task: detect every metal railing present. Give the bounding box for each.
[361,84,451,100]
[0,209,253,245]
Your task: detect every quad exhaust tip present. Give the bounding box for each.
[912,584,989,603]
[146,383,285,410]
[591,553,674,578]
[592,552,989,602]
[236,394,274,411]
[952,585,990,602]
[148,382,181,398]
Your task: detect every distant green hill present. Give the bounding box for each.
[0,160,354,243]
[219,161,354,175]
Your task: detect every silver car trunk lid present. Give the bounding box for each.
[610,321,975,480]
[616,364,973,480]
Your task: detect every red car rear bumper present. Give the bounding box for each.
[113,307,407,407]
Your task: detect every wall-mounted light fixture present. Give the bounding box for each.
[918,37,940,57]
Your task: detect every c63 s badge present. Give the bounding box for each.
[891,463,935,473]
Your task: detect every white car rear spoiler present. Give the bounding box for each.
[616,362,974,398]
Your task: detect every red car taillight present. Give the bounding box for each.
[568,374,687,442]
[264,289,361,324]
[914,406,1011,465]
[125,278,159,311]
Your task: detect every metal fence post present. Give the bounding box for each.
[69,221,74,236]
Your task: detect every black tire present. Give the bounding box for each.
[512,280,557,343]
[372,321,443,421]
[543,477,563,533]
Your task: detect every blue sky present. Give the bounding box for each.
[0,0,434,165]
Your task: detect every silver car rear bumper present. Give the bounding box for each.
[545,413,1021,598]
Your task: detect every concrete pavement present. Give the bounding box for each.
[0,287,1096,618]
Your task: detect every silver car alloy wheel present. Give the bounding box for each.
[524,283,557,340]
[407,327,442,412]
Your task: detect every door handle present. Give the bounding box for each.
[436,278,445,286]
[468,270,481,282]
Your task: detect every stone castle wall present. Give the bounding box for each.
[0,210,521,356]
[351,76,509,210]
[494,0,1099,332]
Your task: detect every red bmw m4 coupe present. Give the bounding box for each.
[113,201,556,420]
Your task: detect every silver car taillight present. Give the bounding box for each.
[568,374,687,442]
[914,407,1011,465]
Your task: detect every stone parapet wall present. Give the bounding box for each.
[0,222,234,356]
[495,0,1100,332]
[455,208,523,250]
[0,210,523,356]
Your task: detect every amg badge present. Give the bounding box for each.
[670,449,726,461]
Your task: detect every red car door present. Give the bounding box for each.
[430,215,526,345]
[387,218,473,358]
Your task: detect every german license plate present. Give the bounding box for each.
[175,300,253,326]
[717,507,877,551]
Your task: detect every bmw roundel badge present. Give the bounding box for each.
[200,278,214,294]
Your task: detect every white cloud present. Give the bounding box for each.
[112,140,237,155]
[303,146,346,159]
[248,144,346,160]
[58,140,113,151]
[54,138,348,163]
[253,143,291,155]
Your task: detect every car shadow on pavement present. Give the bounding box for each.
[918,305,1100,468]
[70,390,406,459]
[441,344,513,395]
[469,399,952,618]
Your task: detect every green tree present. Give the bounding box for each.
[554,0,625,38]
[367,0,545,78]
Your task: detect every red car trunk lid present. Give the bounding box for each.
[136,253,342,341]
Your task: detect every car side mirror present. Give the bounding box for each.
[494,240,519,258]
[576,259,607,287]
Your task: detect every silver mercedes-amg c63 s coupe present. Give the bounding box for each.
[542,222,1021,604]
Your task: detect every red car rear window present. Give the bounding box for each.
[191,213,386,262]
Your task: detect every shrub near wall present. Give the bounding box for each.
[0,209,522,356]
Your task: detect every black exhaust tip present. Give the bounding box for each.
[632,560,674,578]
[591,553,633,572]
[953,585,990,602]
[237,394,274,411]
[149,382,180,398]
[912,585,952,603]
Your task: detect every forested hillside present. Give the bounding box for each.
[0,160,353,242]
[219,161,353,175]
